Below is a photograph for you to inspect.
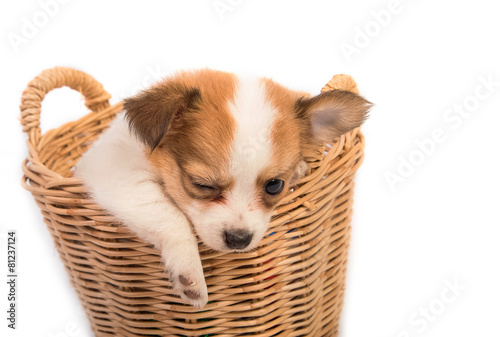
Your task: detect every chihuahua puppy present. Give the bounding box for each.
[74,69,371,307]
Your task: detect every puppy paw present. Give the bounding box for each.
[169,262,208,308]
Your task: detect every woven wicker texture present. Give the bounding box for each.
[20,67,365,337]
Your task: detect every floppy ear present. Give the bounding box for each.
[295,89,372,150]
[123,83,201,151]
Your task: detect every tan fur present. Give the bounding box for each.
[139,70,238,213]
[295,89,372,153]
[257,78,308,208]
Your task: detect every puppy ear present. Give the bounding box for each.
[295,89,371,149]
[123,83,201,151]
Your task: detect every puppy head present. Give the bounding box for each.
[124,70,371,252]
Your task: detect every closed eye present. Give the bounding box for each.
[191,180,216,191]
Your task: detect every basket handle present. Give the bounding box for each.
[20,67,112,147]
[321,74,359,94]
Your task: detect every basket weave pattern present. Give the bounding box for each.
[20,67,365,337]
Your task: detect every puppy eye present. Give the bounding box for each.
[265,179,284,195]
[193,182,216,190]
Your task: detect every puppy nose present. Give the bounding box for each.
[223,229,253,250]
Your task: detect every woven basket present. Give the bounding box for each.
[20,67,365,337]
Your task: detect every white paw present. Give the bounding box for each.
[170,265,208,307]
[165,251,208,308]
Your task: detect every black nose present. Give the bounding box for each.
[223,229,253,250]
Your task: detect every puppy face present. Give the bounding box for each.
[124,69,371,252]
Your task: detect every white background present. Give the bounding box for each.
[1,1,499,336]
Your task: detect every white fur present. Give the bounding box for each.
[74,113,208,307]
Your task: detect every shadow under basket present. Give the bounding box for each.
[20,67,365,337]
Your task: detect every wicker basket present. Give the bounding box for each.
[20,67,365,337]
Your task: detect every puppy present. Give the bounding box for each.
[74,69,371,307]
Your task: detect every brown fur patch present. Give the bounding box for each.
[258,79,371,204]
[137,69,237,212]
[295,89,372,152]
[159,70,237,170]
[124,83,201,151]
[257,78,308,207]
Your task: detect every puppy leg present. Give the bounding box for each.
[158,224,209,307]
[75,115,208,307]
[117,184,208,308]
[117,188,208,307]
[142,203,208,308]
